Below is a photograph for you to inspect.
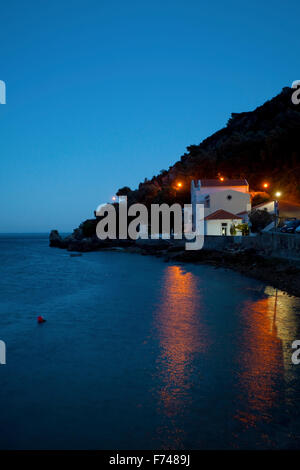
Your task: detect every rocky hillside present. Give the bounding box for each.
[117,86,300,206]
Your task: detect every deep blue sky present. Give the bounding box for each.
[1,0,299,232]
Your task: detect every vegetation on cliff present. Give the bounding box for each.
[66,87,300,239]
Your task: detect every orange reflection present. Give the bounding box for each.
[235,295,284,429]
[154,265,207,447]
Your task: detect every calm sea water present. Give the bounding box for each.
[0,234,300,450]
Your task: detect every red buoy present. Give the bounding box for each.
[37,316,46,324]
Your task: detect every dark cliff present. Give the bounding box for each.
[118,86,300,206]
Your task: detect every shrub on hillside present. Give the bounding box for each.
[249,209,273,233]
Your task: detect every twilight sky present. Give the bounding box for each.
[0,0,299,232]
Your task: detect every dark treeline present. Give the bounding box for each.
[117,87,300,206]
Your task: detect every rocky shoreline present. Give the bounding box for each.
[50,230,300,298]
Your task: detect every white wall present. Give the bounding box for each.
[206,218,242,236]
[192,189,251,218]
[254,201,276,214]
[207,190,251,216]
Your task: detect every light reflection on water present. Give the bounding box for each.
[234,296,285,444]
[1,236,300,449]
[154,265,208,448]
[231,289,300,448]
[154,265,300,449]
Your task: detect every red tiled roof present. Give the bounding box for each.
[205,210,243,221]
[201,179,248,187]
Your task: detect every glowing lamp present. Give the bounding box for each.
[177,182,182,188]
[275,192,282,198]
[263,183,269,189]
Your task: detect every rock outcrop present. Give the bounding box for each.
[49,230,67,248]
[49,230,134,252]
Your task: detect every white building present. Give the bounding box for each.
[191,179,251,236]
[252,200,276,214]
[205,210,243,236]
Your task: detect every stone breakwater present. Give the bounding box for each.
[49,230,300,297]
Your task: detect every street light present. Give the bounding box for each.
[274,192,282,231]
[177,182,182,188]
[263,182,269,189]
